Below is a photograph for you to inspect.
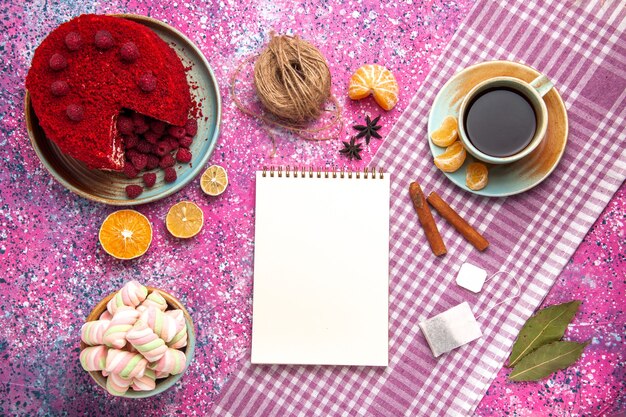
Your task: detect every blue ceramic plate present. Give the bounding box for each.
[428,60,568,197]
[25,14,221,205]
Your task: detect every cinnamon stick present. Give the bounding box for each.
[409,182,447,256]
[426,192,489,251]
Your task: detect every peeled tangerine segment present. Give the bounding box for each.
[99,210,153,260]
[166,201,204,239]
[466,162,489,191]
[348,64,399,111]
[433,141,466,173]
[431,116,458,147]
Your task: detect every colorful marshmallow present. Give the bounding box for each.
[131,368,156,391]
[81,319,110,346]
[106,280,148,315]
[103,306,140,349]
[165,309,188,349]
[106,372,132,396]
[99,310,113,320]
[140,306,177,343]
[125,319,168,362]
[80,345,107,371]
[149,348,186,375]
[105,349,148,380]
[137,290,168,312]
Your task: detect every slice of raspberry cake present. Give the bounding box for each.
[26,14,192,171]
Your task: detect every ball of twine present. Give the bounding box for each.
[253,34,331,124]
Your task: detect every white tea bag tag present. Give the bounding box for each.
[456,262,487,293]
[419,302,483,357]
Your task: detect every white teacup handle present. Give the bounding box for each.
[529,74,553,97]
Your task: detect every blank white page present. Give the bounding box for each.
[251,170,390,366]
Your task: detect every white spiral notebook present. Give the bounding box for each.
[251,167,390,366]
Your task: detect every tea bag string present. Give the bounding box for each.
[476,270,521,319]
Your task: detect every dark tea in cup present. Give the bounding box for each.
[463,87,536,157]
[457,75,553,164]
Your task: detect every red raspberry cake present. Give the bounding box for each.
[26,14,192,171]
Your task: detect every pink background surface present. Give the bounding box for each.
[0,0,623,415]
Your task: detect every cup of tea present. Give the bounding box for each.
[457,74,553,164]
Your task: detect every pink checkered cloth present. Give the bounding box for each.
[214,1,626,415]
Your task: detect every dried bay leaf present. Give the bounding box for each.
[507,300,581,367]
[509,340,590,381]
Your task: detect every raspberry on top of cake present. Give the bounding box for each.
[26,14,192,171]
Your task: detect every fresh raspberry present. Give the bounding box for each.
[184,118,198,136]
[154,141,171,157]
[135,123,149,135]
[150,120,166,135]
[64,31,82,51]
[143,130,160,144]
[163,167,177,183]
[131,113,149,133]
[49,53,67,71]
[117,115,134,135]
[95,30,114,50]
[131,153,148,171]
[125,184,143,199]
[50,80,70,97]
[120,42,140,63]
[123,163,139,178]
[142,172,157,188]
[66,104,84,122]
[125,149,140,161]
[178,135,193,148]
[136,140,153,154]
[146,154,160,170]
[176,148,192,163]
[138,71,157,92]
[159,154,175,168]
[167,136,179,151]
[124,134,139,149]
[167,126,186,139]
[132,113,146,126]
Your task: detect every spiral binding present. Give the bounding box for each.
[262,166,384,179]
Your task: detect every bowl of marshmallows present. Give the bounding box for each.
[79,280,195,397]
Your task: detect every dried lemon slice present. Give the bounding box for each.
[200,165,228,196]
[431,116,458,147]
[166,201,204,239]
[99,210,152,260]
[433,141,466,173]
[348,64,399,111]
[466,162,489,191]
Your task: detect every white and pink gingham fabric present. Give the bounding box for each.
[213,0,626,415]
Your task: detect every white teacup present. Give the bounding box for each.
[458,74,553,164]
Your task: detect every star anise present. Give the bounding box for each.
[339,137,363,160]
[353,115,382,145]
